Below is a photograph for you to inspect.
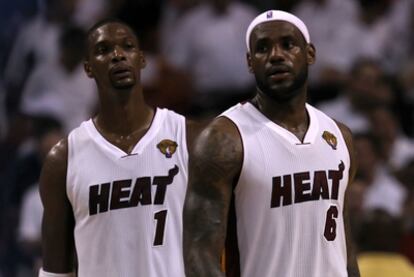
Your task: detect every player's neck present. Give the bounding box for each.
[252,89,308,127]
[97,87,154,135]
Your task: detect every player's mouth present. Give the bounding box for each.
[267,66,291,81]
[110,65,133,79]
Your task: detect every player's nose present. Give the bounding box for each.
[112,45,126,62]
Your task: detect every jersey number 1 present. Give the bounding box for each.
[324,205,338,241]
[154,210,167,246]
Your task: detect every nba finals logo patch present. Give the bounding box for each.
[157,139,178,158]
[322,131,337,150]
[266,11,273,18]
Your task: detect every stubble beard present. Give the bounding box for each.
[255,66,308,102]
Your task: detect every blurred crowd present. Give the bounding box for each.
[0,0,414,276]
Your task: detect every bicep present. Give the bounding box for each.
[39,140,75,273]
[183,119,243,275]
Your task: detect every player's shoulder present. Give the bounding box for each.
[332,120,354,155]
[194,116,242,156]
[43,138,68,171]
[39,138,69,195]
[334,120,353,138]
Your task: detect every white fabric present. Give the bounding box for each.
[66,108,188,277]
[38,268,74,277]
[222,103,350,277]
[245,10,310,51]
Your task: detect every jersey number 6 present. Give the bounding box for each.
[324,205,338,241]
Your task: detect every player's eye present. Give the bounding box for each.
[255,42,268,53]
[281,38,297,50]
[282,41,293,50]
[125,41,135,49]
[96,45,108,54]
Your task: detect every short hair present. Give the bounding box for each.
[86,18,139,42]
[85,18,139,59]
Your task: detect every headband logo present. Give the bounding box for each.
[266,11,273,19]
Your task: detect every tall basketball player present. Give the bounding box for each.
[183,10,360,277]
[39,19,198,277]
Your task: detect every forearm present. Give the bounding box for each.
[347,263,360,277]
[183,193,227,277]
[344,197,360,277]
[185,248,225,277]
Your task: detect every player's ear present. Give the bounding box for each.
[84,61,93,78]
[139,51,146,69]
[247,52,254,73]
[306,43,316,65]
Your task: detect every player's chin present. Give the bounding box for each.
[268,86,299,101]
[112,79,136,90]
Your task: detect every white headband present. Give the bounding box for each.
[245,10,310,52]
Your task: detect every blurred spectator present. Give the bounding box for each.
[116,0,195,114]
[399,59,414,137]
[368,107,414,171]
[3,0,77,116]
[337,0,412,74]
[160,0,201,55]
[17,126,63,276]
[167,0,257,116]
[0,0,38,73]
[396,159,414,264]
[293,0,358,88]
[0,82,7,140]
[141,56,194,115]
[19,26,97,134]
[0,115,62,276]
[241,0,301,13]
[357,209,414,277]
[73,0,108,29]
[354,132,407,216]
[318,59,394,133]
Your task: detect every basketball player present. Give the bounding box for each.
[183,10,360,277]
[39,19,197,277]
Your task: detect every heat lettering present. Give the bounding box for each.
[271,161,345,208]
[89,165,179,215]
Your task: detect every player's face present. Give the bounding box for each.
[84,23,145,90]
[247,21,315,101]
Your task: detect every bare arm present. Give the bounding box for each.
[183,117,243,277]
[39,139,75,273]
[185,118,210,152]
[337,122,360,277]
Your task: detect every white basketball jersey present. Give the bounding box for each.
[222,102,350,277]
[67,108,188,277]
